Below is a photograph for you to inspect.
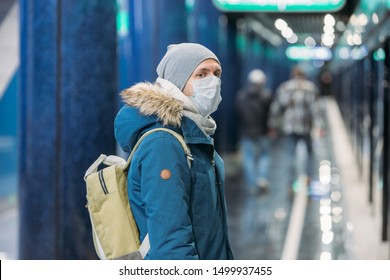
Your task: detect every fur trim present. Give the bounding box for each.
[120,82,183,126]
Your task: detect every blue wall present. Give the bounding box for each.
[0,71,18,196]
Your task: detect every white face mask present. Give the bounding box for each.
[189,76,222,116]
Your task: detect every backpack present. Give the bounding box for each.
[84,128,192,260]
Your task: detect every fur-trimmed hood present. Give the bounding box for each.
[115,80,216,153]
[120,82,184,127]
[115,81,188,153]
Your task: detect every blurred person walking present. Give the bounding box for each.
[235,69,273,194]
[268,66,324,192]
[115,43,234,260]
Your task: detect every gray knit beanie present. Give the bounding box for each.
[156,43,220,91]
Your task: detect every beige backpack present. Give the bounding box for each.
[84,128,192,260]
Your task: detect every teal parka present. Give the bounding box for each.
[114,82,233,260]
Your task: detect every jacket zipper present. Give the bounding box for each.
[212,160,224,216]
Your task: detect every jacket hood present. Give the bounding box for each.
[120,82,184,127]
[115,82,184,153]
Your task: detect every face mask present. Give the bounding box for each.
[189,76,222,116]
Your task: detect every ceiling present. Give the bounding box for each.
[234,0,359,49]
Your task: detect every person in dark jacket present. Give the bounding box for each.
[235,69,273,194]
[114,43,233,260]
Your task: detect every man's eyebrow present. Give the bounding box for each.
[196,67,221,72]
[196,67,211,72]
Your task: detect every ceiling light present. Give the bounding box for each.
[336,21,346,31]
[372,13,379,24]
[287,34,298,44]
[324,14,335,26]
[281,27,293,38]
[304,36,316,48]
[275,18,288,30]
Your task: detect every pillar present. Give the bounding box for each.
[19,0,118,259]
[218,15,240,152]
[118,0,187,91]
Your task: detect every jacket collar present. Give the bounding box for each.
[120,82,184,127]
[119,82,214,146]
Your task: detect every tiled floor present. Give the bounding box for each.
[223,122,352,260]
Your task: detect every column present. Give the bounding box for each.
[118,0,187,90]
[19,0,118,259]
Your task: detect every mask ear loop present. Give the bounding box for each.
[183,81,194,97]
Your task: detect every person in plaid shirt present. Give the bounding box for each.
[268,66,325,191]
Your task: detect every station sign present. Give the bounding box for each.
[212,0,346,12]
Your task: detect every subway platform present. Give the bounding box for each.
[0,0,388,260]
[0,96,388,260]
[223,96,388,260]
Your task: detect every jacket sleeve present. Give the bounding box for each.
[134,132,198,260]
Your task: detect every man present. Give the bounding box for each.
[235,69,273,193]
[269,66,324,190]
[114,43,233,259]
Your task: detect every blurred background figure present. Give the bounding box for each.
[268,66,324,192]
[235,69,273,194]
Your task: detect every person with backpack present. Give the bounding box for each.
[268,66,325,192]
[114,43,234,260]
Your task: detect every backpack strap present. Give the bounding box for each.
[123,127,193,259]
[83,128,192,181]
[123,127,193,171]
[138,234,150,259]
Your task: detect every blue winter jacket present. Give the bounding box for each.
[114,82,233,260]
